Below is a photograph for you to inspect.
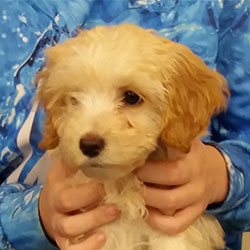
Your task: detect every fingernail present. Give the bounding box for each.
[104,204,120,217]
[96,233,106,243]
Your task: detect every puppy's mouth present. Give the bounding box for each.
[89,163,103,169]
[80,162,130,180]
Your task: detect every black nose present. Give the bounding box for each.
[79,134,105,158]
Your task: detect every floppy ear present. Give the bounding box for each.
[35,68,60,150]
[35,47,65,150]
[159,43,229,153]
[39,113,59,150]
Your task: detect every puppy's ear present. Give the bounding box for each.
[39,113,59,150]
[159,43,229,152]
[35,49,61,150]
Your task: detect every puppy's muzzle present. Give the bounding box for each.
[79,134,105,158]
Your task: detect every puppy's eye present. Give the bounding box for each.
[70,97,79,105]
[123,91,142,105]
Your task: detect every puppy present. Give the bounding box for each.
[36,24,229,250]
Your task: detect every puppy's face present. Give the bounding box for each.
[37,24,228,180]
[45,68,165,179]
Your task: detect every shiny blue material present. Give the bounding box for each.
[0,0,250,249]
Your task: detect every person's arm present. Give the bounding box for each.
[0,183,58,250]
[205,0,250,232]
[136,0,250,236]
[0,160,120,250]
[136,139,229,235]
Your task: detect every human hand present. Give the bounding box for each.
[39,159,120,250]
[136,139,228,235]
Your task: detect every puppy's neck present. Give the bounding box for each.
[71,170,146,220]
[104,173,146,219]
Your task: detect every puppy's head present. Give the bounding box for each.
[36,24,228,180]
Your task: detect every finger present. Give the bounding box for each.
[56,204,120,238]
[56,233,106,250]
[143,183,204,214]
[136,160,190,186]
[146,204,205,235]
[56,182,105,213]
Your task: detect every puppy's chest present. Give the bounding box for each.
[102,175,150,250]
[72,171,223,250]
[73,171,150,249]
[104,174,146,218]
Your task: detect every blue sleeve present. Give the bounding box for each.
[205,0,250,233]
[207,141,250,231]
[0,184,58,250]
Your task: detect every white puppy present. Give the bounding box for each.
[37,24,229,250]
